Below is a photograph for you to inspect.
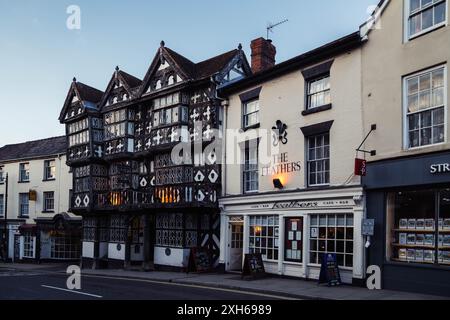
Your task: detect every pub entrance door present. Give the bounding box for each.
[228,218,244,271]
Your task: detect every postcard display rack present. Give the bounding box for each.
[392,218,450,265]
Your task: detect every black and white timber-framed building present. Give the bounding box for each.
[58,41,251,270]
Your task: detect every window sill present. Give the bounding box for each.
[407,22,447,42]
[242,123,260,132]
[18,216,29,219]
[302,104,332,116]
[43,178,56,182]
[18,181,30,184]
[42,211,55,214]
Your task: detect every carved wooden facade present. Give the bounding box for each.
[59,42,251,269]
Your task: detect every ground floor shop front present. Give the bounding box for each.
[364,150,450,297]
[0,214,81,262]
[81,211,220,270]
[218,186,365,284]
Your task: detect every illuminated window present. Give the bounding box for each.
[249,215,279,261]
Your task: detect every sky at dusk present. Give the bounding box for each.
[0,0,376,147]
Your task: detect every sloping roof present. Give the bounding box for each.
[0,136,67,162]
[75,82,104,103]
[196,49,239,79]
[165,47,239,79]
[118,70,142,88]
[219,32,362,96]
[164,47,196,79]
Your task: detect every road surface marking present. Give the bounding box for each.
[41,285,103,298]
[81,274,298,300]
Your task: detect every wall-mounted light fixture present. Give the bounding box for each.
[273,178,284,189]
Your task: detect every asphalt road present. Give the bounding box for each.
[0,268,285,300]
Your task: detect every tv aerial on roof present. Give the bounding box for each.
[266,19,289,40]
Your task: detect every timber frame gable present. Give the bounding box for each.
[59,78,104,123]
[99,67,142,111]
[138,41,193,97]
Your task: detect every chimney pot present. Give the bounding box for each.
[250,37,276,73]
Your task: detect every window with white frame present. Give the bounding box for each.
[43,191,55,212]
[307,133,330,186]
[309,214,354,268]
[407,0,447,39]
[307,75,331,109]
[44,160,56,180]
[249,215,279,261]
[19,193,29,217]
[243,140,259,193]
[19,163,30,182]
[243,99,260,128]
[0,194,4,217]
[23,233,34,258]
[405,66,446,148]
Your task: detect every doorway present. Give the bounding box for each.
[229,222,244,271]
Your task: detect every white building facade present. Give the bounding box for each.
[217,35,367,284]
[0,136,80,262]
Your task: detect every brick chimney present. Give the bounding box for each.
[250,37,276,73]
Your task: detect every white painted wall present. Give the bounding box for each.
[0,154,73,223]
[108,243,125,261]
[154,247,190,267]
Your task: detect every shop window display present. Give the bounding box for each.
[387,189,450,265]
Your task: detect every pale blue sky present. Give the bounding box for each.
[0,0,376,147]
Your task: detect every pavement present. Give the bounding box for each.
[0,263,448,300]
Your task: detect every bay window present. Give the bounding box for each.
[405,66,446,148]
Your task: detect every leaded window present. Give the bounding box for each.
[405,66,446,148]
[156,213,184,248]
[109,215,126,243]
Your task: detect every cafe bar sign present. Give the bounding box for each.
[273,199,352,209]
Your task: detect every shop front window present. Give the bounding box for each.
[309,214,354,268]
[50,235,81,260]
[249,215,279,261]
[387,189,450,266]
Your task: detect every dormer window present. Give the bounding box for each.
[407,0,447,40]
